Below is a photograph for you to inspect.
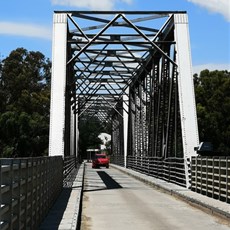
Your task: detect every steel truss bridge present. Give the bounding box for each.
[2,11,230,230]
[49,11,199,188]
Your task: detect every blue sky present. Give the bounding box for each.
[0,0,229,74]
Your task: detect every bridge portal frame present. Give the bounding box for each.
[49,11,199,188]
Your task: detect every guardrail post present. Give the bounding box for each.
[1,159,13,229]
[21,158,28,229]
[227,157,230,203]
[12,159,20,229]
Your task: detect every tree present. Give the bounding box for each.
[0,48,51,157]
[105,138,112,155]
[78,115,104,159]
[195,69,230,155]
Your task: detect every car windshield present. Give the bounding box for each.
[95,155,106,159]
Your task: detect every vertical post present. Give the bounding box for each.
[174,13,199,188]
[73,103,79,161]
[49,13,68,156]
[227,157,229,202]
[70,107,75,156]
[75,111,79,160]
[123,88,129,167]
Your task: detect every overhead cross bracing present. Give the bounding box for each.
[49,11,199,188]
[61,11,183,126]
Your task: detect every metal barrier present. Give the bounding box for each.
[191,156,230,203]
[63,156,80,188]
[127,156,186,187]
[0,157,63,230]
[110,155,125,167]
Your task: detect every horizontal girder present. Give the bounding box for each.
[62,11,179,127]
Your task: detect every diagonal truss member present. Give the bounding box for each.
[49,11,199,188]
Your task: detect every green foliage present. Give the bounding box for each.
[78,116,104,159]
[105,139,111,155]
[1,47,229,158]
[0,48,51,157]
[195,69,230,155]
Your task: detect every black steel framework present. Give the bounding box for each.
[63,11,186,185]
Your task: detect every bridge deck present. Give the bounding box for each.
[40,163,230,229]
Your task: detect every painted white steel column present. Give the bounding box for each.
[49,13,67,156]
[123,88,129,167]
[75,113,79,158]
[70,107,79,157]
[70,108,75,156]
[174,14,199,187]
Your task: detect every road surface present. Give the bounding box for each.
[80,163,230,230]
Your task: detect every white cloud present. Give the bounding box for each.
[51,0,132,10]
[120,0,132,4]
[0,22,52,40]
[193,63,230,75]
[187,0,230,22]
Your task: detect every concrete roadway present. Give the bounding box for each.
[81,163,230,230]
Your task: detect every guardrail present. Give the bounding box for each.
[126,156,186,187]
[63,156,80,187]
[0,156,76,230]
[191,156,230,203]
[110,155,125,167]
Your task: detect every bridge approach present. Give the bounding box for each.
[1,11,230,229]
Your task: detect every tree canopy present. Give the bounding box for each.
[0,48,51,157]
[78,115,104,159]
[194,69,230,155]
[0,48,229,157]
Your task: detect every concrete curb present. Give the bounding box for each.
[71,163,85,230]
[111,164,230,222]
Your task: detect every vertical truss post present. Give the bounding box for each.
[123,88,129,167]
[127,90,135,157]
[70,107,75,156]
[75,104,79,159]
[174,13,199,187]
[49,13,68,156]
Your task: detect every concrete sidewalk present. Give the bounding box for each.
[39,164,85,230]
[111,164,230,221]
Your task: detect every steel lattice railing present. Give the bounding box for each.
[0,156,78,230]
[63,156,80,187]
[127,156,187,187]
[191,156,230,204]
[110,155,125,167]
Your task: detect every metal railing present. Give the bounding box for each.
[0,157,63,230]
[110,155,125,167]
[63,156,80,187]
[127,156,187,187]
[191,156,230,203]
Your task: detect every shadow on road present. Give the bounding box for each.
[97,171,123,189]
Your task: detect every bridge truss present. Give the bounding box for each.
[49,11,199,188]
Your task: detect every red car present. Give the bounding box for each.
[92,154,109,168]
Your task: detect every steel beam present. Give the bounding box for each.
[174,14,199,187]
[49,11,199,188]
[49,13,68,157]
